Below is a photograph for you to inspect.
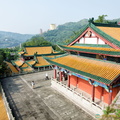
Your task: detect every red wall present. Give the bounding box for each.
[95,86,103,99]
[77,78,92,95]
[70,75,77,86]
[103,87,120,104]
[69,75,120,104]
[103,89,109,104]
[112,87,120,100]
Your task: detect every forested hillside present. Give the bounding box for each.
[42,19,88,44]
[1,17,120,48]
[0,31,34,48]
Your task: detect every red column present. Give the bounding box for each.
[108,88,112,105]
[92,85,95,102]
[60,71,62,82]
[100,87,104,101]
[54,69,57,79]
[67,75,70,87]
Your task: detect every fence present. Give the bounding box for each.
[0,83,15,120]
[51,78,104,117]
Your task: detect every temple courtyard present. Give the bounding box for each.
[1,70,94,120]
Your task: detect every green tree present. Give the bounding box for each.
[94,15,108,23]
[22,36,52,47]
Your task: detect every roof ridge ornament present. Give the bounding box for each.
[88,17,94,25]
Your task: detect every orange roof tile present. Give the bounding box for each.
[18,51,24,55]
[34,56,50,67]
[97,26,120,41]
[22,67,33,72]
[68,45,120,52]
[24,46,53,56]
[0,94,9,120]
[14,60,24,67]
[27,60,36,65]
[51,55,120,81]
[21,63,29,68]
[5,61,19,73]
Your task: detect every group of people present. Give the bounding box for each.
[31,73,49,89]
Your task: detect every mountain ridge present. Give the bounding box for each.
[1,17,120,48]
[0,31,34,48]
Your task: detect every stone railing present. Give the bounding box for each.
[0,84,15,120]
[0,66,53,79]
[51,78,104,117]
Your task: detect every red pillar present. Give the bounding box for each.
[100,87,104,101]
[108,88,112,105]
[76,77,78,88]
[60,71,62,82]
[67,75,70,87]
[92,85,95,102]
[54,69,57,79]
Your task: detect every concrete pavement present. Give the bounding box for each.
[1,70,94,120]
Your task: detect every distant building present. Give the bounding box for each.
[50,24,56,30]
[40,29,43,34]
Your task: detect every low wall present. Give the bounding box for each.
[0,84,15,120]
[51,79,104,118]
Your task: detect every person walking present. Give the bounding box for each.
[31,81,35,89]
[45,73,49,80]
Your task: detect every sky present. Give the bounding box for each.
[0,0,119,34]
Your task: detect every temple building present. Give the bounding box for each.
[11,59,34,73]
[45,20,120,115]
[19,46,55,60]
[26,52,63,71]
[12,46,64,72]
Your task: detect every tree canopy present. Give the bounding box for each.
[22,35,52,47]
[94,15,108,23]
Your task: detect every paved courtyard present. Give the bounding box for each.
[1,70,94,120]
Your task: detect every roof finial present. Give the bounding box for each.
[88,18,94,24]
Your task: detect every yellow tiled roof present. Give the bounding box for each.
[22,67,33,72]
[18,51,24,55]
[97,26,120,41]
[5,61,19,73]
[24,46,53,56]
[51,55,120,81]
[34,56,50,67]
[0,94,9,120]
[68,45,120,52]
[21,63,29,68]
[14,60,24,67]
[27,60,36,65]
